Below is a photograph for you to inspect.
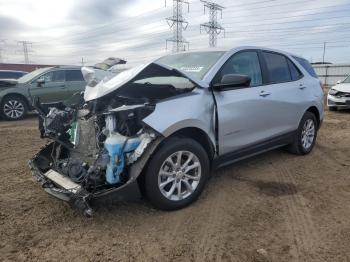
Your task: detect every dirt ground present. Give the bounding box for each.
[0,109,349,262]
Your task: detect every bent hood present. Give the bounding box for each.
[83,62,207,102]
[332,83,350,93]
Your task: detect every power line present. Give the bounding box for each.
[223,14,350,28]
[200,0,225,48]
[225,22,350,34]
[165,0,190,52]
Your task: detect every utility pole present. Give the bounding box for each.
[165,0,190,52]
[18,41,33,64]
[200,0,225,48]
[322,42,327,64]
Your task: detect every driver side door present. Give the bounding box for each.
[29,70,68,103]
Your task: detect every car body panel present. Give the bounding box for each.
[142,88,216,147]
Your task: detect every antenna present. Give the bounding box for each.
[200,0,225,48]
[165,0,190,52]
[17,41,33,64]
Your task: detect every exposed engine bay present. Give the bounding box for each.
[29,96,159,216]
[28,60,199,216]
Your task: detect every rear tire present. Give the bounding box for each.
[328,106,337,111]
[1,95,28,121]
[144,137,209,210]
[287,111,318,155]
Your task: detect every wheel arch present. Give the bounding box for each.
[166,127,216,162]
[1,93,31,109]
[306,106,321,128]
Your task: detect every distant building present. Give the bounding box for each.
[0,63,59,73]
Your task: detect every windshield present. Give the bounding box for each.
[156,51,225,80]
[343,75,350,83]
[17,67,51,83]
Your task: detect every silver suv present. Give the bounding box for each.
[29,47,324,216]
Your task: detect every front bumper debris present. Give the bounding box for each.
[327,94,350,108]
[28,141,151,217]
[28,158,94,217]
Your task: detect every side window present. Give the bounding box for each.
[263,52,291,83]
[217,51,262,86]
[287,59,303,81]
[66,70,84,81]
[38,70,65,83]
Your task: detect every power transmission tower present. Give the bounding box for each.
[165,0,190,52]
[200,0,225,48]
[18,41,33,64]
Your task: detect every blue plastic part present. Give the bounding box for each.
[105,138,140,184]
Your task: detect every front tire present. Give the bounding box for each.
[288,111,318,155]
[1,96,28,120]
[144,137,209,210]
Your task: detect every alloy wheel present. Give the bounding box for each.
[3,100,25,119]
[301,119,315,150]
[158,150,201,201]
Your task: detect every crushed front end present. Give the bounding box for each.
[28,61,200,216]
[29,96,160,216]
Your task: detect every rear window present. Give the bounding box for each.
[66,70,84,81]
[293,56,318,78]
[263,52,291,83]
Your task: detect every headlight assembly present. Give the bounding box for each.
[329,89,339,95]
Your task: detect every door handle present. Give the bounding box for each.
[259,91,271,97]
[299,84,307,90]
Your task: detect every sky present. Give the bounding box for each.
[0,0,350,66]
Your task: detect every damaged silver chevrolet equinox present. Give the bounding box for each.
[29,47,324,216]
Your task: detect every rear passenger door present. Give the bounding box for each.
[65,69,86,98]
[258,51,306,136]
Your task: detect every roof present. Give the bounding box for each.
[0,69,28,73]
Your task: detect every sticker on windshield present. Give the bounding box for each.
[180,66,204,73]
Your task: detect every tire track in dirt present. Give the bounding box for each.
[270,159,322,262]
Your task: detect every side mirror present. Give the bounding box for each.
[336,80,342,84]
[37,78,45,87]
[213,74,251,91]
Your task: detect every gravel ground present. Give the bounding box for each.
[0,110,349,262]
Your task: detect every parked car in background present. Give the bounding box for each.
[0,70,27,80]
[29,47,324,216]
[328,75,350,111]
[0,66,86,120]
